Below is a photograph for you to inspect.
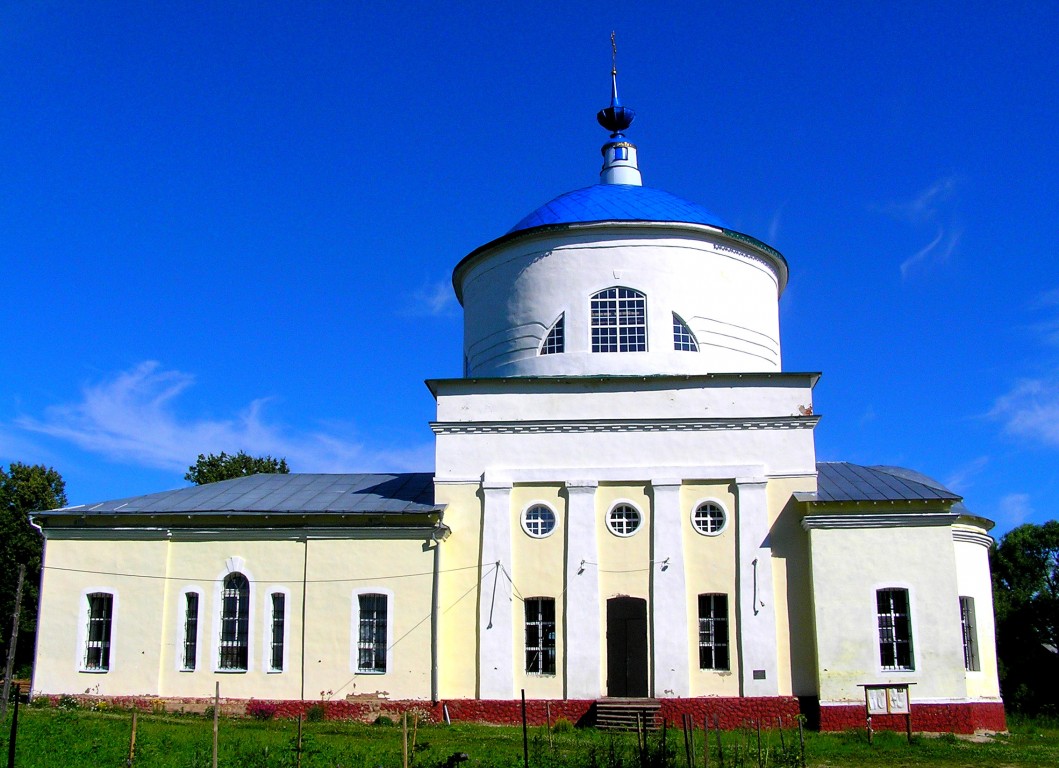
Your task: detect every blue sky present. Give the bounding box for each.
[2,2,1056,534]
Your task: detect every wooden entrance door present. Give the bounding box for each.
[606,596,648,697]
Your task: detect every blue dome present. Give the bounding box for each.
[508,183,728,234]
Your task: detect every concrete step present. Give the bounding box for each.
[595,699,661,731]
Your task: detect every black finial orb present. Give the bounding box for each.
[597,103,635,136]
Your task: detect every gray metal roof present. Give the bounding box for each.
[812,462,962,503]
[42,473,439,516]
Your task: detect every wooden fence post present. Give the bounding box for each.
[212,682,220,768]
[0,566,25,722]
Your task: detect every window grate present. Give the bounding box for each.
[219,573,249,670]
[960,596,979,672]
[607,503,642,536]
[877,588,914,671]
[182,593,198,671]
[84,593,113,671]
[692,502,726,534]
[698,594,729,670]
[525,597,556,675]
[357,593,387,673]
[270,593,285,672]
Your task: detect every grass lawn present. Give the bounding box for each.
[2,707,1057,768]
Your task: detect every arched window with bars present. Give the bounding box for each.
[219,572,250,670]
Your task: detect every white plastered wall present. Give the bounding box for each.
[953,529,1002,700]
[807,523,968,704]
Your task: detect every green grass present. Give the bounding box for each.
[1,708,1057,768]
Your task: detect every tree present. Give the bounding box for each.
[0,463,66,672]
[185,451,290,485]
[991,521,1059,715]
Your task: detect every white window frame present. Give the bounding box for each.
[691,498,728,536]
[211,559,255,673]
[350,588,393,675]
[606,500,643,537]
[265,586,291,674]
[176,587,204,672]
[875,585,915,672]
[591,287,647,353]
[77,588,117,673]
[521,502,558,539]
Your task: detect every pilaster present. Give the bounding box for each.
[735,477,779,696]
[563,480,600,699]
[479,480,513,699]
[650,478,690,697]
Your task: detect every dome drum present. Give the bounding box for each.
[457,225,784,378]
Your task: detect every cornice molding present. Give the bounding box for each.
[41,525,441,542]
[431,415,819,435]
[952,529,995,549]
[802,512,959,531]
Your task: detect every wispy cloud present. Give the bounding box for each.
[989,375,1059,447]
[900,226,962,279]
[874,176,962,279]
[944,455,989,494]
[998,492,1033,527]
[15,362,433,473]
[767,200,788,244]
[405,279,458,317]
[1030,288,1059,347]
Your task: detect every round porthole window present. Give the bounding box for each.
[522,504,557,538]
[607,503,642,537]
[692,501,727,535]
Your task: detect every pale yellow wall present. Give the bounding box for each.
[156,538,306,700]
[303,537,434,701]
[509,484,566,697]
[434,482,483,698]
[679,482,739,697]
[953,533,1002,700]
[37,533,437,702]
[35,537,168,697]
[808,524,966,703]
[767,480,818,697]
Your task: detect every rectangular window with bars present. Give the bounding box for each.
[84,592,113,671]
[960,596,979,671]
[877,588,914,671]
[524,597,556,675]
[270,593,285,672]
[182,593,198,671]
[698,594,729,670]
[357,593,387,673]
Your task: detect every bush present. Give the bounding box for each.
[373,714,395,726]
[246,700,278,721]
[56,694,79,710]
[305,703,326,722]
[552,717,574,733]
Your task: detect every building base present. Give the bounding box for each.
[29,694,1005,733]
[818,701,1006,734]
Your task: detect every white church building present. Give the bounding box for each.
[30,72,1004,732]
